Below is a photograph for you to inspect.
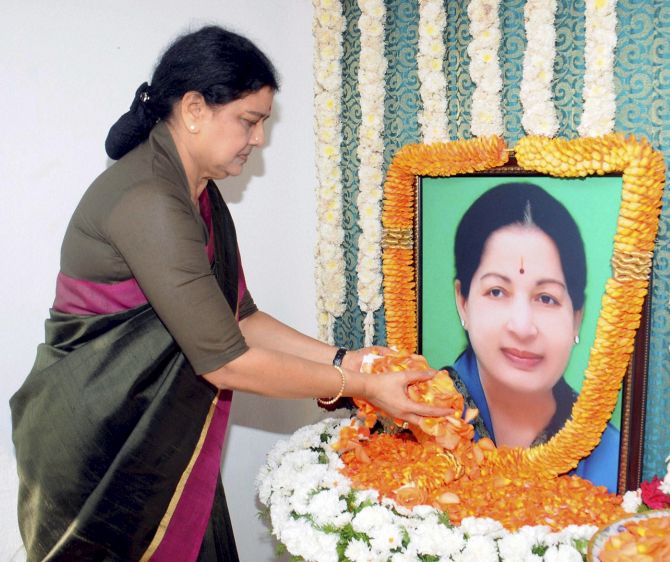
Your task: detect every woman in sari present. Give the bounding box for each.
[10,26,449,561]
[449,182,620,492]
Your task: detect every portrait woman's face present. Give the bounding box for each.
[455,224,583,395]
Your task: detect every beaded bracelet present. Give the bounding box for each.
[317,365,346,406]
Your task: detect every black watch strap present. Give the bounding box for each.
[332,348,347,367]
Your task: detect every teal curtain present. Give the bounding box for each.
[615,0,670,480]
[333,0,669,476]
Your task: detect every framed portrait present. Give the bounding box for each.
[381,136,664,494]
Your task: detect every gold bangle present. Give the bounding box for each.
[317,365,346,406]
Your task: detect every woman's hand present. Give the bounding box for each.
[362,369,453,426]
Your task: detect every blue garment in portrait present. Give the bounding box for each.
[451,350,620,493]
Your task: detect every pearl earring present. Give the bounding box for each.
[189,124,196,132]
[460,317,465,328]
[574,335,580,345]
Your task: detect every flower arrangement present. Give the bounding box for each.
[257,416,603,562]
[356,0,387,346]
[313,0,347,343]
[622,456,670,513]
[591,459,670,561]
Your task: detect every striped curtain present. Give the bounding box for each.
[313,0,670,478]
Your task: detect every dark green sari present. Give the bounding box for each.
[11,185,240,561]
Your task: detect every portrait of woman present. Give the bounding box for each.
[446,182,620,492]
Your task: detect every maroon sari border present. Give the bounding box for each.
[141,390,233,561]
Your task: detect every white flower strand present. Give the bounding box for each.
[520,0,559,136]
[467,0,504,137]
[313,0,347,343]
[257,418,598,562]
[578,0,617,137]
[417,0,449,143]
[355,0,386,346]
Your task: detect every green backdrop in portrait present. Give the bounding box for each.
[419,175,623,429]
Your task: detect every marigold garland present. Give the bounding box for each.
[382,136,508,353]
[337,352,626,532]
[381,134,665,479]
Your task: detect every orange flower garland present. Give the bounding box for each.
[381,134,665,479]
[337,352,626,531]
[382,137,508,352]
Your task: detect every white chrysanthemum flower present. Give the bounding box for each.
[344,538,376,562]
[622,489,643,512]
[411,522,465,558]
[369,523,404,555]
[353,488,380,507]
[516,524,552,545]
[411,505,437,519]
[389,551,418,562]
[459,534,499,562]
[281,518,339,562]
[554,524,598,543]
[497,532,534,560]
[353,505,394,534]
[307,489,353,527]
[265,439,290,467]
[459,517,505,538]
[321,469,351,495]
[269,500,292,531]
[542,543,583,562]
[256,467,273,505]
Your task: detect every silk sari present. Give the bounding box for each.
[11,185,241,561]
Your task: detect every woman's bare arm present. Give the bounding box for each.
[238,310,386,372]
[203,311,450,425]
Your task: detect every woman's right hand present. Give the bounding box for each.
[362,369,454,426]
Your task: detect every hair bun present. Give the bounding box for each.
[105,82,157,160]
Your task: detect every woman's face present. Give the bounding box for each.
[194,86,274,180]
[455,224,583,395]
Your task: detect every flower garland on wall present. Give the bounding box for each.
[467,0,504,137]
[355,0,387,346]
[578,0,617,137]
[417,0,449,143]
[313,0,347,343]
[520,0,559,136]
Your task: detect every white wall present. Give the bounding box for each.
[1,1,321,560]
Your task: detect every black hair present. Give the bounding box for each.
[454,182,586,310]
[105,25,279,160]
